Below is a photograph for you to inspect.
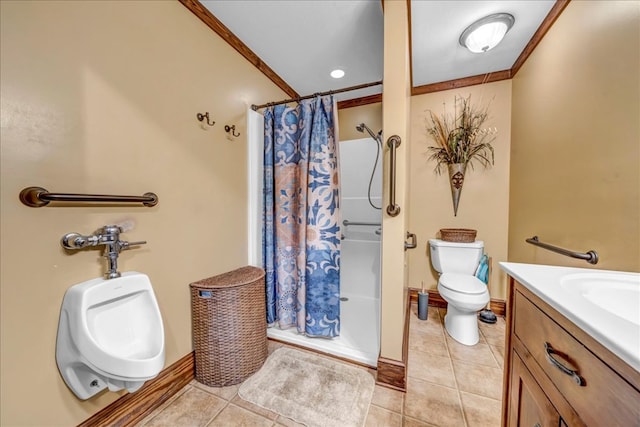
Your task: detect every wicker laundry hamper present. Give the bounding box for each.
[190,266,267,387]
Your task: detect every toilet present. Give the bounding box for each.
[429,239,490,345]
[56,272,165,400]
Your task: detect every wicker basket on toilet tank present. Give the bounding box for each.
[439,228,477,243]
[190,266,267,387]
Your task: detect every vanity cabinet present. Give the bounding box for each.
[509,351,561,427]
[502,277,640,427]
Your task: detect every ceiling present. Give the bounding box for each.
[199,0,557,104]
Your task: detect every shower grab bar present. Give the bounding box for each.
[19,186,159,208]
[525,236,598,265]
[343,220,381,227]
[386,135,401,217]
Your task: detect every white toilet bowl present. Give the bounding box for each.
[429,238,489,346]
[56,272,165,400]
[437,273,490,345]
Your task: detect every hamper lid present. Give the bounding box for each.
[189,266,265,289]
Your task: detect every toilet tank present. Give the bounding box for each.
[429,239,484,274]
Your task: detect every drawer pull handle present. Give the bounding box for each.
[544,342,585,386]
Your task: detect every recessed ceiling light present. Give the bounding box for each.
[330,69,345,79]
[460,13,515,53]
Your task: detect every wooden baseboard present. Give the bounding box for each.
[408,288,506,317]
[376,357,406,391]
[78,352,195,427]
[375,290,411,392]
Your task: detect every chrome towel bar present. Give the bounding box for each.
[343,220,381,227]
[19,186,158,208]
[525,236,598,265]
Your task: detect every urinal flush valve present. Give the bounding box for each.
[61,225,146,279]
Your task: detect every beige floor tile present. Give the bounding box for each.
[136,385,191,426]
[478,319,507,347]
[409,330,449,357]
[268,339,284,354]
[445,335,498,368]
[408,351,456,388]
[275,415,306,426]
[489,344,505,369]
[410,317,445,337]
[404,377,465,427]
[410,305,443,323]
[370,384,404,413]
[452,359,503,400]
[137,300,509,427]
[207,403,274,427]
[438,308,447,322]
[143,386,226,427]
[192,380,240,401]
[365,405,402,427]
[232,394,279,420]
[403,417,439,427]
[460,391,502,427]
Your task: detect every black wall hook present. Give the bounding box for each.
[197,112,215,127]
[224,124,240,137]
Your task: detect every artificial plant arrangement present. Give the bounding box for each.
[425,95,496,216]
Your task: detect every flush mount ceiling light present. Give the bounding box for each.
[459,13,515,53]
[330,69,345,79]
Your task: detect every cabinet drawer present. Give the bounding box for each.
[514,291,640,426]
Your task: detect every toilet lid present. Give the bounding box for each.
[439,273,487,295]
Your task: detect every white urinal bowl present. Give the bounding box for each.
[56,272,165,400]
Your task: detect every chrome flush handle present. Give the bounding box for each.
[61,225,146,279]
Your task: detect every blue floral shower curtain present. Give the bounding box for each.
[262,95,341,338]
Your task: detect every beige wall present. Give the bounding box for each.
[337,102,382,141]
[408,80,512,300]
[380,0,411,362]
[0,1,285,425]
[509,1,639,271]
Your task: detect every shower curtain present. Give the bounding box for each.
[263,95,341,338]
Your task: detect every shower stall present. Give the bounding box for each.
[247,109,381,366]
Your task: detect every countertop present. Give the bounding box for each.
[499,262,640,372]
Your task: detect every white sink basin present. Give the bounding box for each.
[561,273,640,326]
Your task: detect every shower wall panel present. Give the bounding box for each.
[339,137,382,300]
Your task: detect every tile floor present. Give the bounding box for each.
[136,304,506,426]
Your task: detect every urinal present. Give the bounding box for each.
[56,272,165,400]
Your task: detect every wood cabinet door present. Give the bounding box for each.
[509,351,561,427]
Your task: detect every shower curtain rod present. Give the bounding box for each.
[251,80,382,110]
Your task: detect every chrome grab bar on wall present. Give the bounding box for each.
[343,220,381,227]
[525,236,599,265]
[386,135,401,217]
[19,186,159,208]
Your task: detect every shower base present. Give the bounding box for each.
[266,294,380,367]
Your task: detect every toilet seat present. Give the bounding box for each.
[439,273,487,295]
